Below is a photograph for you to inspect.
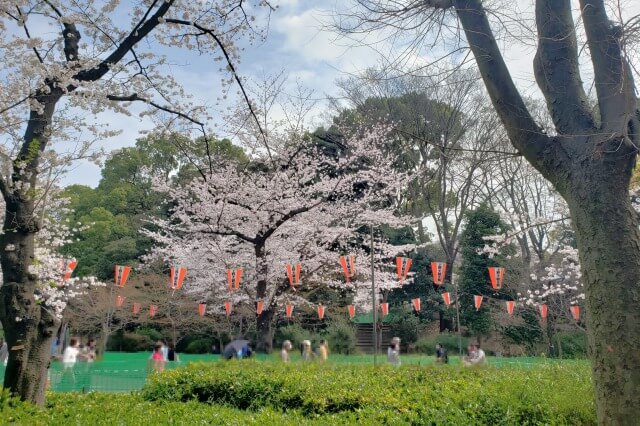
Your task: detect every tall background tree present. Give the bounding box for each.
[340,0,640,421]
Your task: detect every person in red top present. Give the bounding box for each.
[149,343,165,373]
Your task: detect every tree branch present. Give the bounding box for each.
[533,0,595,134]
[580,0,638,136]
[453,0,552,167]
[164,18,272,162]
[73,1,173,83]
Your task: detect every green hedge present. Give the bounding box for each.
[142,361,596,424]
[1,362,596,425]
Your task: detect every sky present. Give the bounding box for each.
[62,0,640,187]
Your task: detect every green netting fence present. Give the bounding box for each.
[0,352,586,393]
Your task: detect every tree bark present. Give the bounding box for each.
[0,200,59,405]
[563,173,640,423]
[254,243,273,353]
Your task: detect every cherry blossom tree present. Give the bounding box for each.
[146,125,415,352]
[0,1,276,403]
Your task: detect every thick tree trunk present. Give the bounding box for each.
[0,202,58,406]
[254,244,273,353]
[565,182,640,423]
[255,308,274,353]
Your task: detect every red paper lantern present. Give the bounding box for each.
[170,266,187,290]
[442,292,451,306]
[396,257,412,284]
[224,301,232,317]
[431,262,447,286]
[285,303,294,318]
[149,304,158,318]
[488,267,505,290]
[226,268,243,291]
[570,305,580,321]
[256,300,264,315]
[286,263,301,286]
[115,295,125,307]
[347,304,356,319]
[132,303,141,315]
[506,301,515,316]
[412,298,421,312]
[380,302,389,317]
[198,303,206,317]
[63,259,78,282]
[474,295,483,311]
[115,265,131,288]
[339,255,356,282]
[539,304,548,319]
[317,304,325,320]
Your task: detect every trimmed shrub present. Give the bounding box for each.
[274,323,307,349]
[141,361,596,424]
[324,319,357,355]
[106,331,153,352]
[184,338,214,354]
[389,312,421,350]
[555,331,588,359]
[415,333,468,355]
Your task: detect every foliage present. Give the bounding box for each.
[555,332,588,359]
[415,334,469,356]
[138,361,595,424]
[458,203,510,340]
[324,319,358,355]
[502,310,544,353]
[184,338,215,354]
[106,332,153,353]
[275,323,310,350]
[388,311,421,350]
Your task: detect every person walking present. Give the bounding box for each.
[301,340,314,361]
[0,338,8,366]
[317,339,329,362]
[280,340,292,363]
[387,337,401,367]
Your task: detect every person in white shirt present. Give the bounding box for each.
[387,337,401,367]
[62,337,82,368]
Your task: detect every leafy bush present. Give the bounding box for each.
[274,323,307,349]
[415,333,468,355]
[324,319,357,354]
[106,331,153,352]
[389,312,421,349]
[134,326,164,342]
[555,332,588,359]
[1,362,596,425]
[141,361,596,424]
[184,338,214,354]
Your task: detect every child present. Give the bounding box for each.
[317,340,329,362]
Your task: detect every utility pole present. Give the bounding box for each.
[371,224,377,366]
[452,272,462,356]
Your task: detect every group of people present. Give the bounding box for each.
[149,340,179,372]
[57,337,97,368]
[280,339,329,362]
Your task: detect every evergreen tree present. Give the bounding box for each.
[458,203,509,343]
